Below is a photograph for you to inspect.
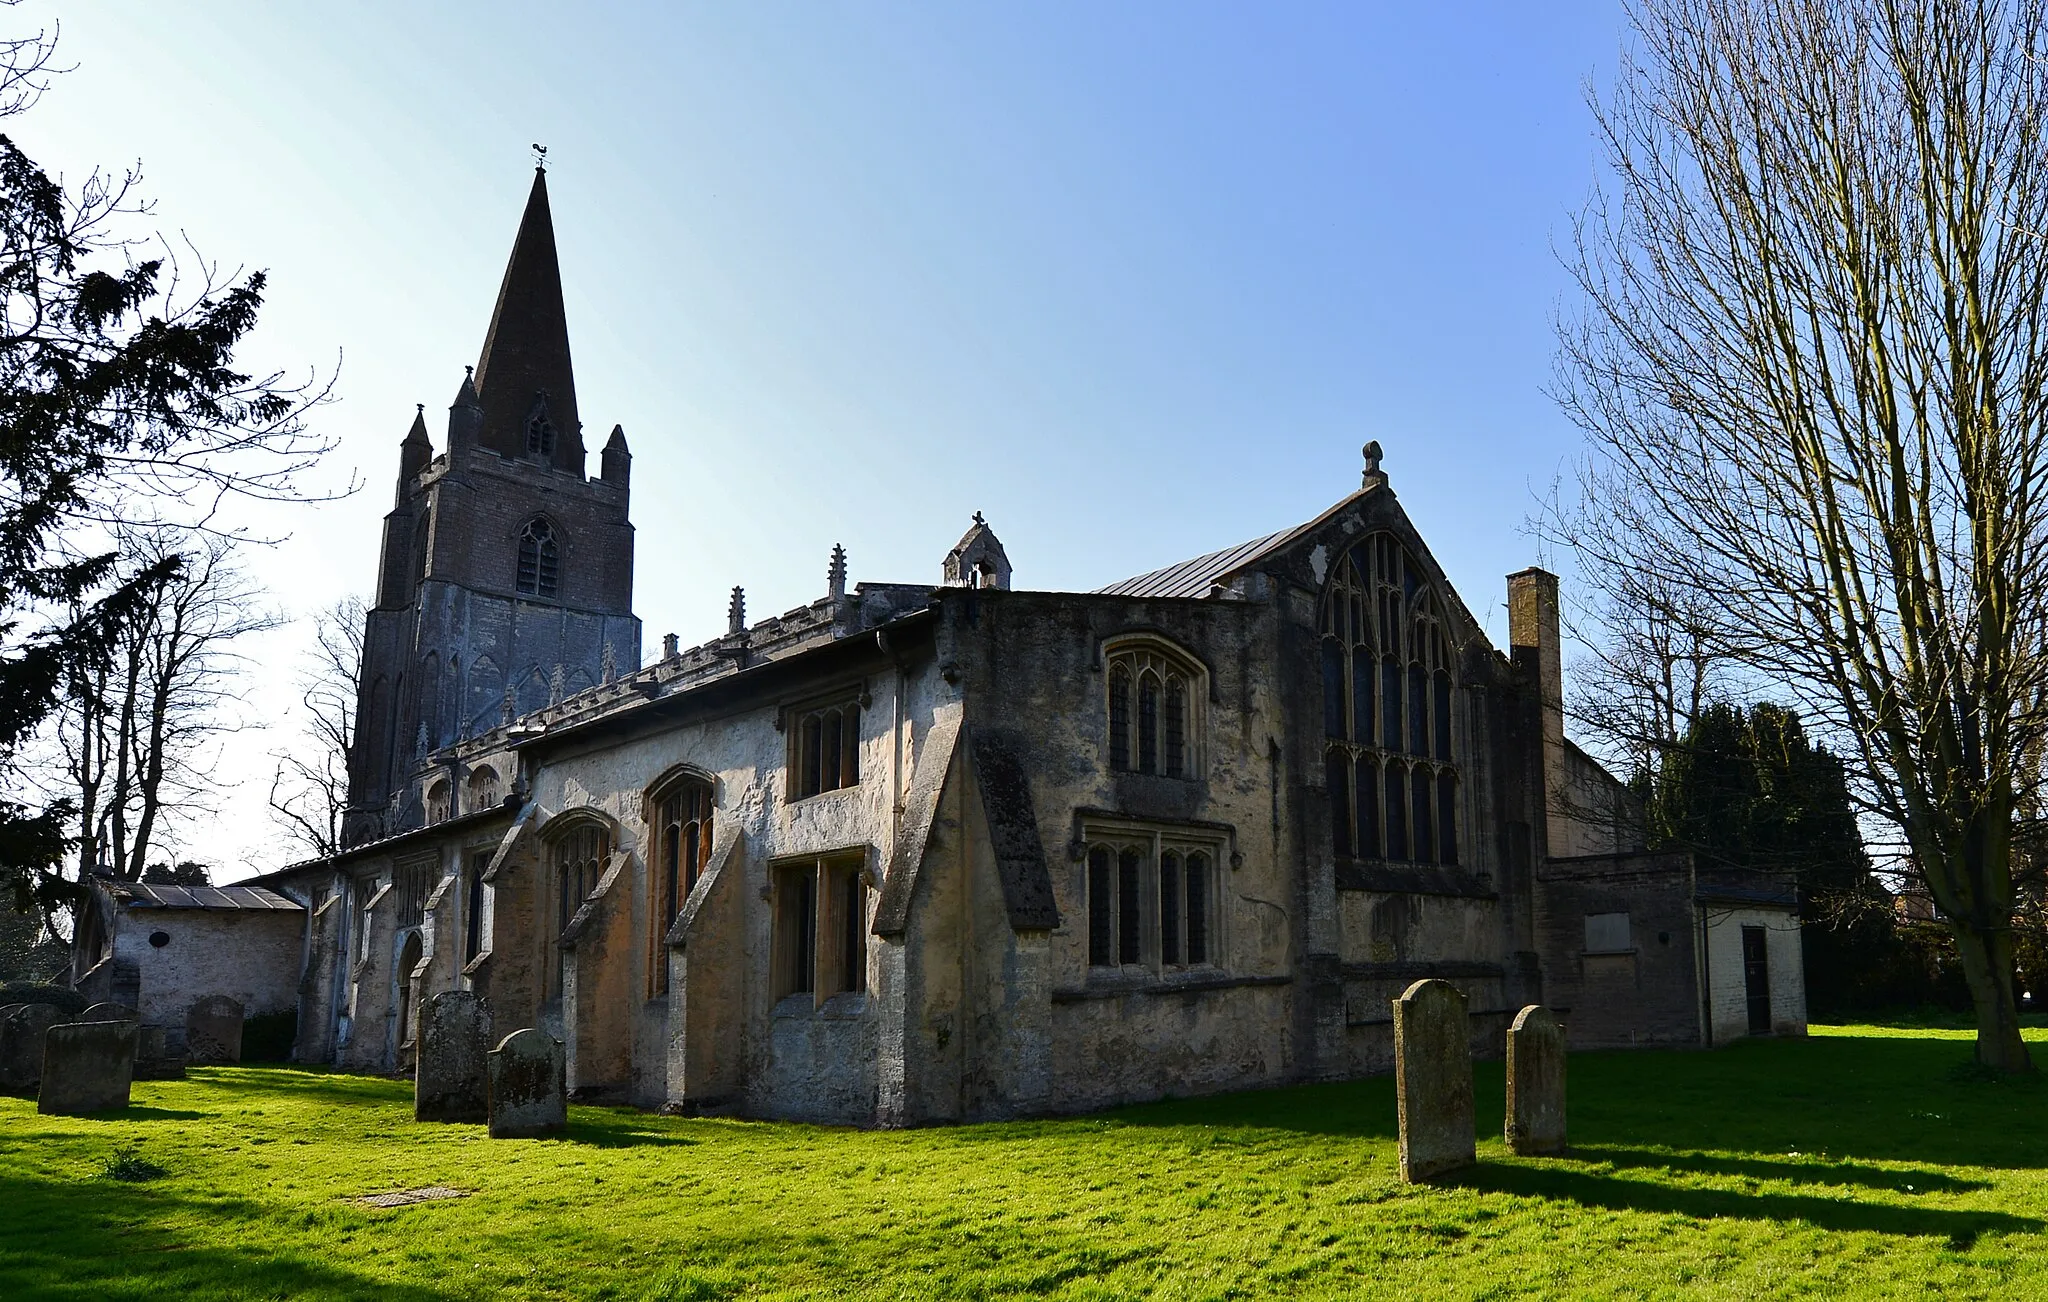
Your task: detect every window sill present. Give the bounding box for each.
[1583,948,1639,958]
[786,784,863,807]
[1055,969,1289,1002]
[771,991,870,1020]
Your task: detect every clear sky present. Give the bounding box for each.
[13,1,1623,881]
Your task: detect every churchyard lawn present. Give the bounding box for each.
[2,1025,2044,1300]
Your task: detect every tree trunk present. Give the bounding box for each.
[1952,918,2031,1072]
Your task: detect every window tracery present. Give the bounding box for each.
[547,818,611,997]
[649,773,714,994]
[1104,640,1204,779]
[789,698,860,799]
[1319,535,1460,866]
[516,518,559,599]
[1083,822,1222,972]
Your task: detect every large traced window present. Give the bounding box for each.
[1320,534,1459,866]
[649,774,714,995]
[1105,639,1204,779]
[771,854,868,1007]
[516,518,559,599]
[549,819,611,996]
[789,698,860,799]
[1082,821,1223,972]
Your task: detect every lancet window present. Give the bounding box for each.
[1319,534,1459,866]
[649,774,714,995]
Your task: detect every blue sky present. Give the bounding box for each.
[15,2,1623,877]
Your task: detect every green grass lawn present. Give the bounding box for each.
[3,1025,2047,1300]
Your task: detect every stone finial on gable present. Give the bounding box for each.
[943,512,1011,590]
[728,586,747,636]
[661,632,679,661]
[1362,440,1388,491]
[828,543,848,605]
[600,642,617,684]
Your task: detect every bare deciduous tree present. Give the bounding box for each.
[268,596,363,862]
[1549,0,2048,1070]
[56,528,277,882]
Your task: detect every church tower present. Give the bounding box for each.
[344,167,641,846]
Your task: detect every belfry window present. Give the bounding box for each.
[1103,640,1204,779]
[1319,535,1460,866]
[526,396,556,458]
[516,518,559,599]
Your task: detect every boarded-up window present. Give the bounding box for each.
[1585,912,1632,954]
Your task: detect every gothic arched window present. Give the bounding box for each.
[516,518,559,599]
[1319,534,1460,866]
[1103,638,1205,779]
[547,817,611,997]
[649,772,714,994]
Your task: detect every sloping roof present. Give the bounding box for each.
[1094,522,1314,599]
[107,880,302,911]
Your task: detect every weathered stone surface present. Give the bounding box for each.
[1506,1005,1567,1156]
[1394,978,1473,1182]
[0,1003,64,1094]
[186,995,245,1065]
[38,1020,137,1115]
[134,1024,187,1081]
[488,1027,565,1138]
[81,1002,137,1022]
[416,991,492,1123]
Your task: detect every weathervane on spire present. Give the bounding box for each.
[531,142,548,171]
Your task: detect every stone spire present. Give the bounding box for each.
[728,586,746,636]
[473,167,582,472]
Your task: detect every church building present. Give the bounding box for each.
[237,170,1804,1125]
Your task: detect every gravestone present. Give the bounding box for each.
[1393,978,1474,1182]
[81,1002,137,1022]
[0,1003,64,1094]
[416,992,492,1123]
[1505,1005,1567,1156]
[38,1020,138,1115]
[487,1028,565,1138]
[187,996,246,1065]
[134,1025,187,1081]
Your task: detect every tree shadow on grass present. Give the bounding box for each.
[1565,1144,1989,1195]
[1443,1162,2039,1248]
[0,1170,449,1302]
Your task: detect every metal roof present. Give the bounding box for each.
[1094,522,1313,600]
[107,880,302,911]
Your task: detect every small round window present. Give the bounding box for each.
[148,930,171,949]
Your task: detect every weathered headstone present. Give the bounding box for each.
[416,991,492,1123]
[186,996,246,1065]
[1505,1005,1567,1156]
[487,1027,565,1139]
[38,1020,138,1115]
[81,1002,137,1023]
[0,1003,64,1094]
[1393,978,1474,1182]
[134,1025,187,1081]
